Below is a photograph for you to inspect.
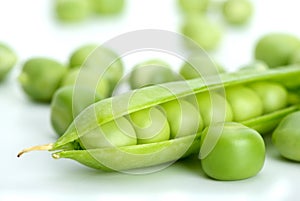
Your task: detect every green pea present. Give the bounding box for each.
[128,107,170,144]
[272,111,300,161]
[181,14,222,51]
[178,0,210,13]
[222,0,253,25]
[18,58,67,102]
[195,92,233,126]
[54,0,92,22]
[128,59,176,89]
[226,85,263,121]
[91,0,125,15]
[51,86,100,136]
[0,43,17,81]
[255,33,300,68]
[160,99,203,138]
[200,122,265,180]
[248,82,288,114]
[60,67,110,100]
[79,117,137,149]
[179,56,225,80]
[69,45,124,93]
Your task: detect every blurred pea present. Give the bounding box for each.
[222,0,253,25]
[128,59,176,89]
[0,43,17,81]
[178,0,210,13]
[181,14,222,51]
[18,58,67,102]
[55,0,92,22]
[255,33,300,68]
[289,48,300,64]
[91,0,125,15]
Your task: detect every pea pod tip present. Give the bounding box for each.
[17,143,53,157]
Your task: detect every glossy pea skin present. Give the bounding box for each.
[91,0,124,15]
[226,85,263,121]
[55,0,92,22]
[18,58,67,102]
[129,59,176,89]
[272,111,300,161]
[200,122,265,181]
[222,0,253,25]
[0,43,17,81]
[79,117,137,149]
[51,86,100,136]
[128,106,170,144]
[248,81,288,114]
[178,0,210,13]
[60,67,110,100]
[181,14,222,51]
[255,33,300,68]
[160,99,203,138]
[69,45,124,93]
[195,92,233,126]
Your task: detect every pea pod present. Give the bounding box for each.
[18,66,300,171]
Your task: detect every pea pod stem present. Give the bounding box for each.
[17,143,53,157]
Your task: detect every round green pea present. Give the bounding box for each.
[129,59,176,89]
[255,33,300,68]
[226,85,263,121]
[222,0,253,25]
[178,0,210,13]
[18,58,67,102]
[200,122,265,180]
[69,45,124,93]
[160,99,203,138]
[55,0,92,22]
[248,81,288,114]
[91,0,125,15]
[0,43,17,81]
[79,117,137,149]
[60,67,110,100]
[128,107,170,144]
[181,14,222,51]
[195,92,233,126]
[272,111,300,161]
[51,86,99,136]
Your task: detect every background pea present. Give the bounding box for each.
[178,0,210,14]
[195,92,233,126]
[50,86,100,136]
[272,111,300,161]
[128,59,176,89]
[54,0,92,22]
[79,116,137,149]
[181,14,222,51]
[222,0,253,25]
[18,57,67,102]
[91,0,125,15]
[179,56,225,80]
[254,33,300,68]
[128,106,170,144]
[248,81,288,114]
[60,67,110,100]
[200,122,265,181]
[160,99,203,139]
[226,85,263,121]
[0,43,17,81]
[69,45,124,93]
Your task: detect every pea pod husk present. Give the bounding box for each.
[24,66,300,171]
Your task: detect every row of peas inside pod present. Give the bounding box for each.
[17,49,300,180]
[178,0,253,51]
[54,0,125,23]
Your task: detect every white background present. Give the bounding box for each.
[1,0,300,200]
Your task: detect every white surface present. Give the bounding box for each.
[1,0,300,200]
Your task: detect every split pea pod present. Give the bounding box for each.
[18,66,300,171]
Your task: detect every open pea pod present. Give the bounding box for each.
[19,65,300,171]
